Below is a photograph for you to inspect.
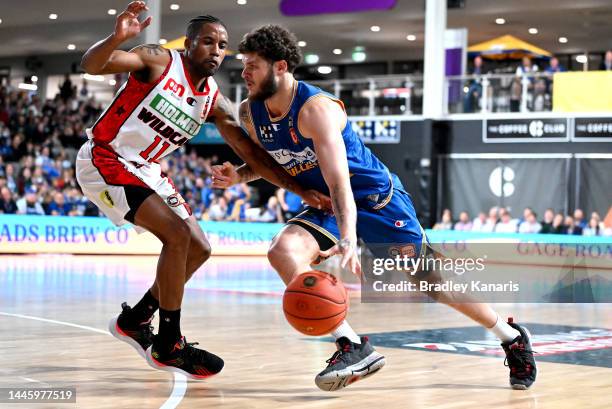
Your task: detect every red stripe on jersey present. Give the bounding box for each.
[209,89,220,118]
[180,54,211,96]
[91,54,173,144]
[91,144,149,188]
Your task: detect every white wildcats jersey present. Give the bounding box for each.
[87,49,219,165]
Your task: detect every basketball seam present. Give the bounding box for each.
[283,309,346,321]
[284,290,346,305]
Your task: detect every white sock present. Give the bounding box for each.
[331,320,361,344]
[488,314,520,342]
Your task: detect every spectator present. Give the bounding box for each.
[518,211,541,234]
[480,206,499,232]
[276,188,304,221]
[583,214,602,236]
[59,74,74,102]
[564,216,582,236]
[551,213,566,234]
[46,191,73,216]
[516,56,539,76]
[206,196,228,221]
[600,50,612,71]
[573,208,587,229]
[494,208,518,233]
[471,211,487,232]
[16,186,45,215]
[433,209,453,231]
[545,57,565,75]
[0,186,17,214]
[454,211,473,231]
[247,196,283,223]
[539,208,555,233]
[463,55,484,113]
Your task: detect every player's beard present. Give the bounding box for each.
[250,66,278,101]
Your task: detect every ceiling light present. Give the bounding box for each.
[559,37,568,43]
[109,79,117,86]
[0,18,3,24]
[576,55,587,64]
[83,74,105,82]
[495,18,505,25]
[235,53,244,60]
[333,48,342,55]
[237,0,247,4]
[370,25,381,32]
[49,13,58,20]
[31,75,38,83]
[528,27,538,34]
[317,66,332,74]
[304,54,319,64]
[19,83,38,91]
[67,44,76,50]
[352,49,367,63]
[159,38,167,45]
[107,9,117,15]
[170,4,180,10]
[406,34,416,41]
[298,41,307,47]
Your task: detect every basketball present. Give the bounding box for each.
[283,271,348,336]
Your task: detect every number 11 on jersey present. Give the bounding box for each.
[139,136,170,163]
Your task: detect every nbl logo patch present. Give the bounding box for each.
[166,193,186,208]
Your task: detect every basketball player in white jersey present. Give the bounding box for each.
[76,2,329,379]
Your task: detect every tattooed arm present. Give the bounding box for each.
[81,1,169,79]
[210,96,310,194]
[298,97,360,274]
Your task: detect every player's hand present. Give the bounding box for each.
[211,161,240,189]
[301,190,333,212]
[113,1,152,42]
[318,238,361,277]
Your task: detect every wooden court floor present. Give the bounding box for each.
[0,254,610,408]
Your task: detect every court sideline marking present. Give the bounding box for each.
[0,311,186,409]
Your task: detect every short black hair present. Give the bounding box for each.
[238,25,302,72]
[186,15,226,40]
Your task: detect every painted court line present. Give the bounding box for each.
[0,311,186,409]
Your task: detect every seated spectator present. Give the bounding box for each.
[539,208,555,234]
[480,206,499,232]
[454,211,472,231]
[246,196,283,223]
[206,196,228,221]
[494,208,518,233]
[0,186,17,214]
[518,211,541,234]
[471,211,487,232]
[573,208,587,230]
[433,209,453,230]
[551,213,566,234]
[16,186,45,215]
[583,215,602,236]
[564,216,582,236]
[45,191,73,216]
[276,188,304,221]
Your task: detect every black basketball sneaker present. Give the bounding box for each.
[315,336,386,391]
[501,318,537,390]
[108,302,155,359]
[146,336,224,380]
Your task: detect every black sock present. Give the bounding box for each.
[157,308,182,350]
[126,289,159,325]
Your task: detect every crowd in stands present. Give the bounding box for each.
[0,83,304,223]
[433,207,612,236]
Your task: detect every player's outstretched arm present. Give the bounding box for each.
[81,1,167,76]
[299,98,361,275]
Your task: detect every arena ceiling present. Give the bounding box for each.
[1,0,611,63]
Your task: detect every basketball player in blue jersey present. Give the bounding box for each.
[79,3,330,380]
[212,25,536,391]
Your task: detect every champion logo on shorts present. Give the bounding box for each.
[100,190,115,208]
[394,220,406,227]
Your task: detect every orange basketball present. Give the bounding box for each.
[283,271,348,336]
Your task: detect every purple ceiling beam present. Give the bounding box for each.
[280,0,397,16]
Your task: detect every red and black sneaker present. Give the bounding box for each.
[501,318,537,390]
[108,302,155,359]
[146,336,224,380]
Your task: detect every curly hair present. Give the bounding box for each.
[238,25,302,73]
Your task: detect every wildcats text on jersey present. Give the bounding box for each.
[137,107,189,146]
